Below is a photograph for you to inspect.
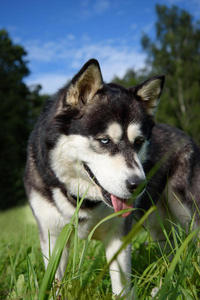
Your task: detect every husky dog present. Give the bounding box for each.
[24,59,200,295]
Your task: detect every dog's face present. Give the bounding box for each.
[49,59,164,215]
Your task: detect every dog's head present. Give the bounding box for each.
[50,59,165,216]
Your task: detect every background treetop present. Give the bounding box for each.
[0,29,48,209]
[115,5,200,144]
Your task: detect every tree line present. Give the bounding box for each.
[0,4,200,209]
[0,30,49,209]
[113,5,200,143]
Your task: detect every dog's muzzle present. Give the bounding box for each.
[83,163,146,217]
[83,163,112,206]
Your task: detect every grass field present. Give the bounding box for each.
[0,204,200,299]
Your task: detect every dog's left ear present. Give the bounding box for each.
[66,59,103,107]
[134,75,165,116]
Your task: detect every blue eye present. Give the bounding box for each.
[100,139,110,145]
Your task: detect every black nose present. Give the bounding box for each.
[126,176,146,193]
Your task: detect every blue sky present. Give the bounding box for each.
[1,0,200,94]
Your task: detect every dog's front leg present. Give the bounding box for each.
[104,238,132,296]
[39,230,69,281]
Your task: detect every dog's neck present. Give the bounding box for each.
[66,190,101,209]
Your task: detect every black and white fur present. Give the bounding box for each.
[24,59,200,296]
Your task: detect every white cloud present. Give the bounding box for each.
[25,37,146,94]
[93,0,110,14]
[166,0,182,4]
[81,0,110,16]
[67,34,76,41]
[26,73,69,94]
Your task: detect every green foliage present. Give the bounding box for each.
[114,5,200,144]
[0,29,49,209]
[112,69,139,87]
[0,30,30,208]
[0,206,43,299]
[141,5,200,144]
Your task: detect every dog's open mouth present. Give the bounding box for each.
[84,164,133,217]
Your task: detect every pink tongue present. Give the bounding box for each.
[111,195,133,217]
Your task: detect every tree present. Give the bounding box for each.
[141,5,200,144]
[112,69,139,87]
[0,29,31,209]
[0,30,48,209]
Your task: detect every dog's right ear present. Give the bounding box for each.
[134,75,165,116]
[66,59,103,107]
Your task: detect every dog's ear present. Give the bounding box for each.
[66,59,103,107]
[134,75,165,116]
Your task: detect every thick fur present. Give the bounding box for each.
[24,59,200,295]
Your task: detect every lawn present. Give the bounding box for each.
[0,205,199,299]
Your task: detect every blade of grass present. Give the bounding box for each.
[79,206,157,293]
[119,206,157,256]
[147,190,174,253]
[8,250,18,299]
[27,251,39,296]
[38,223,74,300]
[78,208,136,278]
[38,187,90,300]
[73,159,80,274]
[8,242,23,299]
[156,226,200,300]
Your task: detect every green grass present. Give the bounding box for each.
[0,204,200,299]
[0,205,44,299]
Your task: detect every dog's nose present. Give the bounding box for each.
[126,176,145,193]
